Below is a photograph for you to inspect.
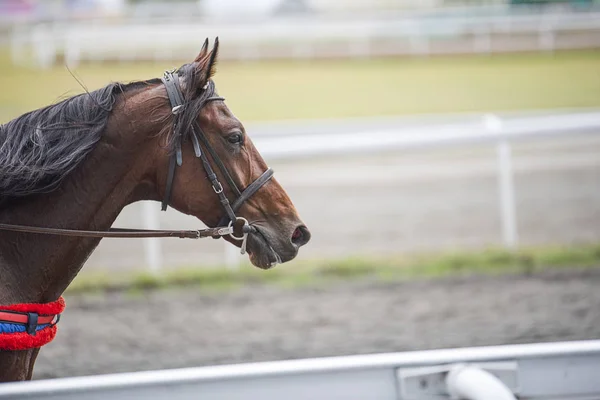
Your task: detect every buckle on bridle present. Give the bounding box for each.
[216,226,233,236]
[212,181,224,194]
[171,105,184,115]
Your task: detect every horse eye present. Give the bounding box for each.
[227,133,243,144]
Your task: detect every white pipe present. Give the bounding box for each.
[446,364,516,400]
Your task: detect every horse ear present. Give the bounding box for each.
[194,38,210,63]
[192,38,219,92]
[204,37,219,81]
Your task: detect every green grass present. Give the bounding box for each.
[1,50,599,123]
[66,243,600,295]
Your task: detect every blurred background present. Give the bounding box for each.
[1,0,600,380]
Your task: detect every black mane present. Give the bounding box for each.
[0,57,216,202]
[0,79,158,200]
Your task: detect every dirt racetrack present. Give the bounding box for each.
[34,267,600,380]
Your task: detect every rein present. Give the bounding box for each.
[0,223,234,239]
[0,70,274,254]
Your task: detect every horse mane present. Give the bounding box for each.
[0,51,215,203]
[0,78,160,201]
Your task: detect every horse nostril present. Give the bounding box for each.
[291,225,311,247]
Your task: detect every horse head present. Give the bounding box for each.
[152,39,311,268]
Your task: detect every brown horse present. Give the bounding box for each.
[0,39,310,382]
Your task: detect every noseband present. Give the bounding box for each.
[0,70,274,252]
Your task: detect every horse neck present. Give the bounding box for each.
[0,87,164,304]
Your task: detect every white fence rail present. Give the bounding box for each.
[251,110,600,160]
[139,109,600,272]
[2,340,599,399]
[10,9,600,68]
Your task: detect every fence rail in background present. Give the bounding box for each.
[140,109,600,272]
[9,8,600,68]
[1,339,599,399]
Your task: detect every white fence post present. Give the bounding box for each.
[473,27,492,54]
[141,201,162,274]
[484,114,519,250]
[32,24,56,70]
[539,26,556,53]
[224,240,242,270]
[496,139,518,249]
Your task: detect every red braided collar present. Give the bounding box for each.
[0,297,65,351]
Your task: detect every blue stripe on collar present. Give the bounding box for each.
[0,322,49,334]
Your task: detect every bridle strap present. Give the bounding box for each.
[161,152,177,211]
[231,168,274,213]
[160,71,186,211]
[217,168,274,227]
[162,71,185,114]
[190,130,237,223]
[193,126,242,198]
[0,223,233,239]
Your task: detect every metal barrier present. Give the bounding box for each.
[1,340,599,399]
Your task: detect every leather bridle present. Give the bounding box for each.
[0,70,274,252]
[159,70,274,249]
